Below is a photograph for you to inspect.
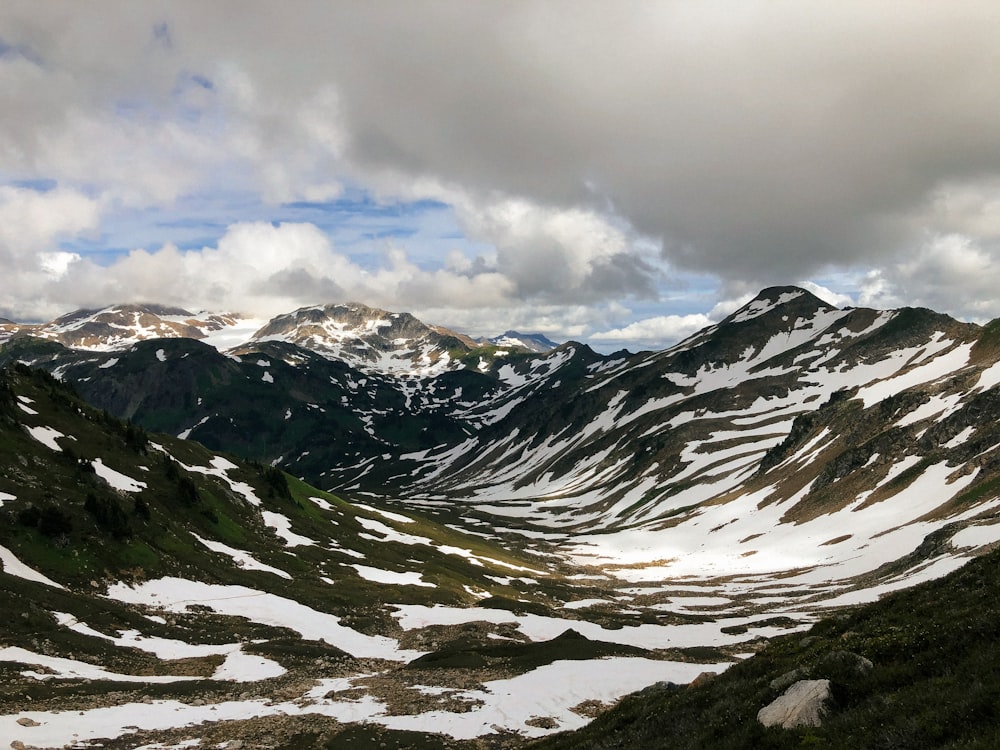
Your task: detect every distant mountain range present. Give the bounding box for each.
[3,285,1000,746]
[484,330,560,353]
[0,302,558,375]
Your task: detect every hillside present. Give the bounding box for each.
[4,365,679,747]
[4,286,1000,746]
[533,540,1000,750]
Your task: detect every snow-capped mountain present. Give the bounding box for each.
[241,302,494,376]
[487,330,560,353]
[0,304,251,351]
[8,285,1000,601]
[5,286,1000,746]
[0,302,547,376]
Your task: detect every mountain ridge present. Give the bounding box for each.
[0,300,558,376]
[4,285,1000,744]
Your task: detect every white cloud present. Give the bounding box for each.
[2,4,1000,336]
[798,281,854,309]
[27,221,517,320]
[0,186,101,317]
[0,187,100,256]
[859,234,1000,321]
[591,313,714,349]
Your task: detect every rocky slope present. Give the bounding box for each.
[0,304,248,351]
[4,286,1000,746]
[0,301,544,377]
[3,365,683,747]
[486,331,560,354]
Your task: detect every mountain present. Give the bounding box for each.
[487,330,560,353]
[1,364,654,747]
[0,303,254,351]
[534,542,1000,749]
[0,302,546,377]
[4,286,1000,745]
[244,302,502,376]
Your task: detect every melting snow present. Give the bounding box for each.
[192,533,292,579]
[261,510,317,547]
[16,401,37,415]
[729,290,804,323]
[25,425,69,451]
[177,415,210,440]
[348,563,435,587]
[92,458,147,493]
[380,657,731,739]
[105,577,423,661]
[0,646,199,683]
[179,455,263,506]
[390,603,804,650]
[51,612,285,682]
[0,544,65,589]
[855,339,973,409]
[951,523,1000,549]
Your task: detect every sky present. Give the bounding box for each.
[2,2,1000,352]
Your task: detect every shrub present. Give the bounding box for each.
[18,503,73,538]
[84,492,131,539]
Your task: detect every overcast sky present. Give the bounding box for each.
[3,2,1000,351]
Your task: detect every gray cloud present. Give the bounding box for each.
[3,1,1000,334]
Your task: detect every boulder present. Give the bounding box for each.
[819,650,873,681]
[769,666,811,692]
[689,671,717,688]
[757,679,833,729]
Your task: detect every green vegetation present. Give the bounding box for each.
[407,628,647,672]
[533,545,1000,750]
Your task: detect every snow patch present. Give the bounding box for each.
[92,458,147,493]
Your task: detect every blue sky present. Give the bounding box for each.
[2,3,1000,351]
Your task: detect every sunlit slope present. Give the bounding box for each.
[1,364,782,746]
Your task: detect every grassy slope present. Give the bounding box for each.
[0,362,547,599]
[532,544,1000,750]
[0,365,563,672]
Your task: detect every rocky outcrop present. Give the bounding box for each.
[757,679,832,729]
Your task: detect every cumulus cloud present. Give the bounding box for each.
[859,234,1000,320]
[0,186,101,317]
[798,281,854,309]
[2,2,1000,337]
[19,221,518,321]
[451,196,659,303]
[590,313,713,349]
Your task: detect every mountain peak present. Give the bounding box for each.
[727,285,834,325]
[248,302,486,375]
[488,330,559,353]
[17,304,247,351]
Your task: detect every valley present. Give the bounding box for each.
[2,286,1000,748]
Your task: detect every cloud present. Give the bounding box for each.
[25,221,518,320]
[798,281,854,309]
[591,313,714,349]
[0,186,101,317]
[451,196,659,303]
[0,187,100,256]
[3,3,1000,336]
[860,234,1000,320]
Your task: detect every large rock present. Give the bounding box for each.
[757,679,833,729]
[819,650,873,681]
